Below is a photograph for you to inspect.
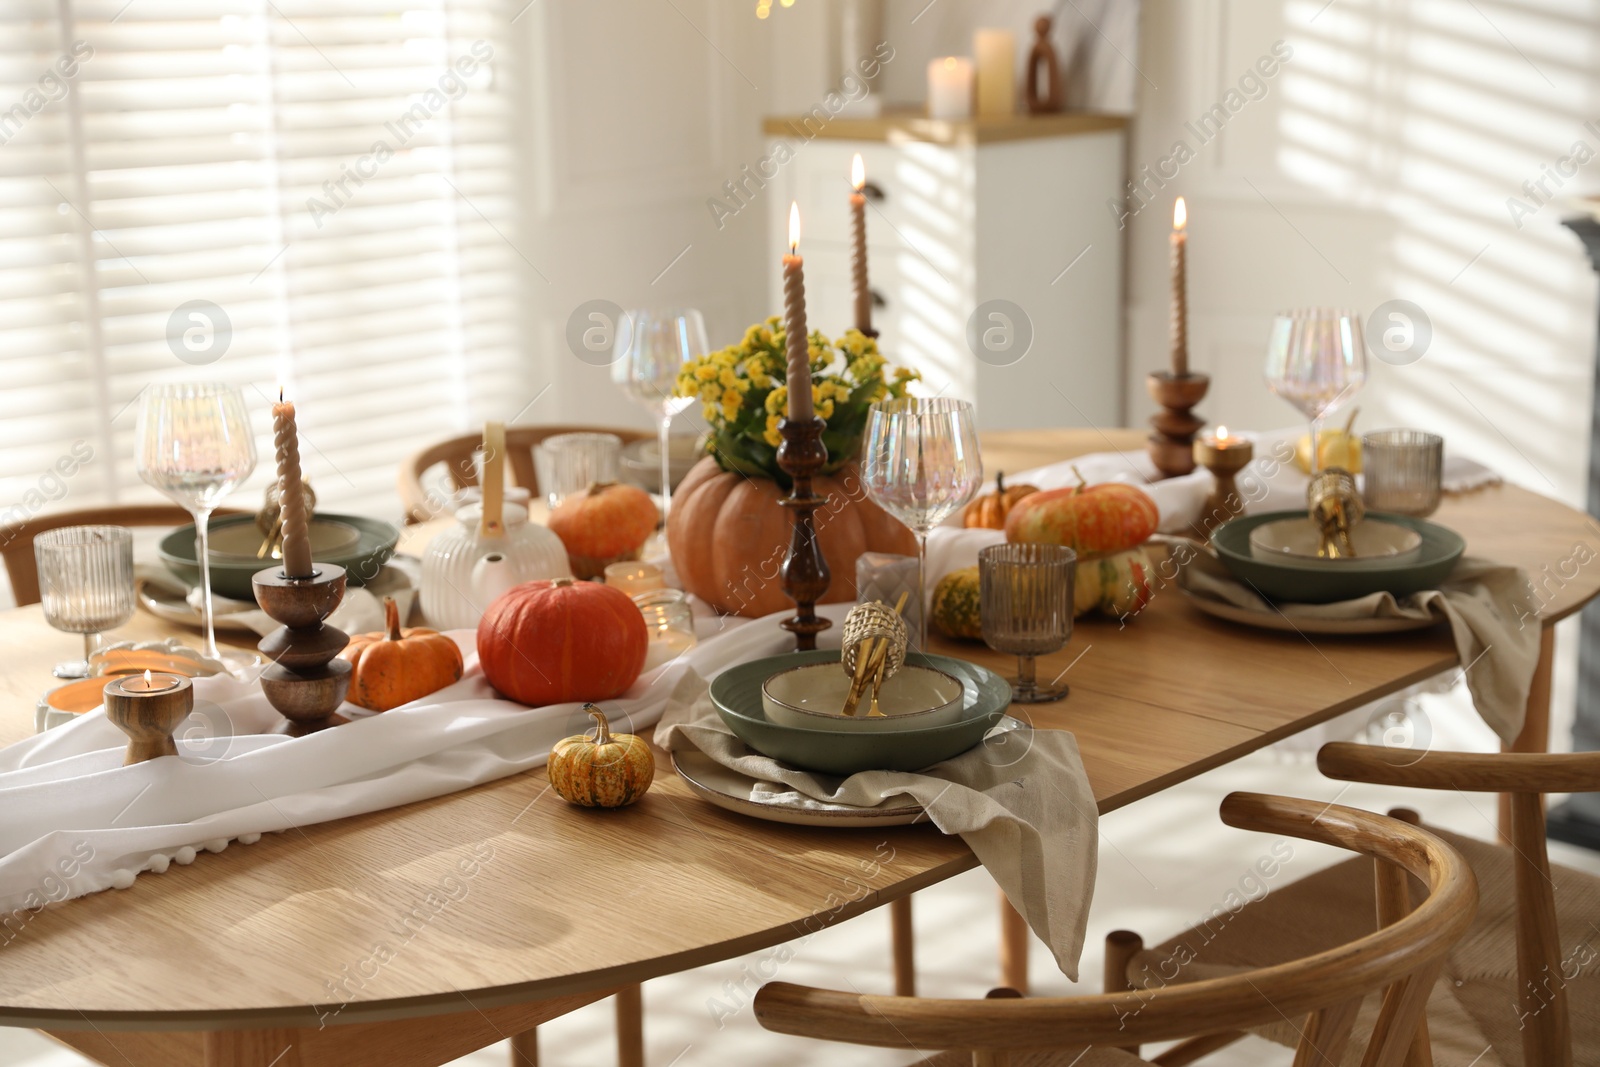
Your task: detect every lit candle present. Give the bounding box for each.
[635,589,697,671]
[1210,425,1238,448]
[272,389,314,578]
[927,56,973,120]
[605,560,665,598]
[782,201,814,422]
[1170,197,1189,378]
[124,669,180,693]
[850,153,872,336]
[973,29,1016,117]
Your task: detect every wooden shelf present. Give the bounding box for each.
[760,108,1128,146]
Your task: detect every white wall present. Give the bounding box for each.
[1125,0,1600,734]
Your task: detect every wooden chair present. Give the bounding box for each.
[754,792,1478,1067]
[1119,746,1600,1067]
[398,425,651,524]
[0,504,244,607]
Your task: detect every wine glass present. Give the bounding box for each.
[979,542,1076,703]
[34,525,135,678]
[860,397,984,651]
[135,382,258,666]
[1263,308,1366,472]
[611,308,704,521]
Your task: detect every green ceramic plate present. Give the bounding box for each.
[709,649,1012,775]
[1211,511,1465,604]
[159,512,401,603]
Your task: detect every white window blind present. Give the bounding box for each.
[0,0,523,527]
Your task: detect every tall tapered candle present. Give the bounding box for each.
[849,153,872,336]
[782,201,815,421]
[272,390,314,578]
[1170,196,1189,378]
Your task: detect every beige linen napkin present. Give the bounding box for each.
[1179,550,1539,743]
[654,672,1100,980]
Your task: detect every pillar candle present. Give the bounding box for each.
[272,391,314,578]
[973,29,1016,117]
[927,56,973,120]
[782,201,815,422]
[1170,196,1189,378]
[850,153,872,336]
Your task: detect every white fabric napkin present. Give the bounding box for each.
[654,672,1099,981]
[1178,549,1539,743]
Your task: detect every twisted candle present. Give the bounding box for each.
[272,397,314,578]
[783,201,814,421]
[850,153,872,336]
[1170,197,1189,378]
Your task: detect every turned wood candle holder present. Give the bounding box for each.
[104,675,194,765]
[1192,435,1254,536]
[1146,371,1210,479]
[251,564,352,736]
[776,414,832,652]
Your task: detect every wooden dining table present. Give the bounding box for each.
[0,427,1593,1067]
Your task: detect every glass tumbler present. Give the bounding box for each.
[34,525,136,679]
[534,432,623,509]
[1361,430,1444,517]
[978,543,1076,704]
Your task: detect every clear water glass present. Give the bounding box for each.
[1361,429,1444,517]
[534,432,623,509]
[978,542,1076,704]
[860,397,984,651]
[1264,308,1366,471]
[35,525,136,678]
[611,308,704,520]
[135,382,257,665]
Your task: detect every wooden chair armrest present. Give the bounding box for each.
[1317,742,1600,794]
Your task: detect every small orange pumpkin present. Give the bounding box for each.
[548,482,659,579]
[962,472,1040,530]
[340,596,465,711]
[548,704,654,808]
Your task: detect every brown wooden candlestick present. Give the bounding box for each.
[776,414,832,651]
[104,675,194,765]
[252,564,352,735]
[1192,434,1253,536]
[1146,370,1210,479]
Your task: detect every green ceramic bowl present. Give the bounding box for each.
[1211,511,1465,604]
[709,649,1012,775]
[159,512,401,603]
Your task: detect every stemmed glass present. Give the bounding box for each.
[611,308,704,521]
[979,543,1076,703]
[860,397,984,651]
[35,525,135,678]
[135,382,258,667]
[1263,308,1366,472]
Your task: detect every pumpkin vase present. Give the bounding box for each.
[666,457,916,618]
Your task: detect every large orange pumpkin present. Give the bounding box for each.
[341,596,464,711]
[666,457,916,618]
[477,578,648,707]
[1004,472,1159,556]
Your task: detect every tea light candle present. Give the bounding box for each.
[103,670,194,765]
[1203,425,1249,452]
[606,561,666,598]
[634,589,697,671]
[927,56,974,120]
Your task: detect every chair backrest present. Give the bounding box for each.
[0,504,245,608]
[397,424,652,524]
[754,792,1477,1067]
[1318,742,1600,1067]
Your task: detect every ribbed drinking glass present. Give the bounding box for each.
[35,525,135,679]
[979,542,1076,704]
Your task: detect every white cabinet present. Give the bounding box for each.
[763,113,1127,430]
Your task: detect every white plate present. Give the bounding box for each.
[1177,584,1445,635]
[1248,517,1423,562]
[136,577,261,632]
[670,749,927,827]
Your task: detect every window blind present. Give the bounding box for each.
[0,0,522,531]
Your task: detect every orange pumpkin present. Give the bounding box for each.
[340,596,464,711]
[477,577,648,707]
[666,457,916,618]
[547,704,654,808]
[962,472,1040,529]
[547,482,659,580]
[1004,470,1158,556]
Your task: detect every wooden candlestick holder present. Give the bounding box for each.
[776,414,832,651]
[1146,371,1210,479]
[1192,436,1254,536]
[251,564,352,736]
[103,675,194,765]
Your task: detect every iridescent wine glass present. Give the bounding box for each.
[1263,308,1366,472]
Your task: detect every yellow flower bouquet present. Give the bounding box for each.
[674,316,919,481]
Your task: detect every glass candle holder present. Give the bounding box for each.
[606,560,666,598]
[855,552,923,643]
[635,588,696,671]
[1361,430,1444,517]
[979,542,1076,704]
